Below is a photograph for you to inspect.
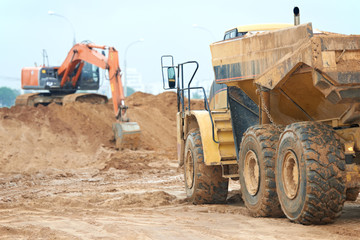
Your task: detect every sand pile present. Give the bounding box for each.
[0,91,203,173]
[0,102,114,172]
[125,91,204,151]
[125,91,178,151]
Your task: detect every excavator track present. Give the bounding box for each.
[15,93,63,106]
[62,93,108,105]
[15,93,108,107]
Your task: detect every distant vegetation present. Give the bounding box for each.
[126,87,135,96]
[0,87,20,107]
[192,91,203,99]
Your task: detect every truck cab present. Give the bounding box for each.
[223,23,293,40]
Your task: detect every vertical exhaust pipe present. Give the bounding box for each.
[294,7,300,25]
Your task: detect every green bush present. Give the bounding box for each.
[0,87,20,107]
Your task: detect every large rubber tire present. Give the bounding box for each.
[184,129,228,204]
[276,122,346,225]
[238,125,283,217]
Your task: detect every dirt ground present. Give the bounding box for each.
[1,92,360,240]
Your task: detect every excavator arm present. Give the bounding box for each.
[57,43,126,121]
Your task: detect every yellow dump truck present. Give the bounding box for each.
[161,13,360,225]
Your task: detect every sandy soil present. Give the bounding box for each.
[1,92,360,239]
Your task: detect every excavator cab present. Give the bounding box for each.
[22,62,100,92]
[77,62,100,90]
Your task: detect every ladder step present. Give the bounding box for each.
[221,156,237,161]
[217,127,233,132]
[214,118,230,124]
[221,160,237,165]
[211,110,228,114]
[214,116,231,120]
[218,135,234,142]
[219,141,235,145]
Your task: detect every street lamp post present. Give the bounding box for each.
[192,24,216,41]
[48,10,76,46]
[124,38,144,97]
[192,24,216,95]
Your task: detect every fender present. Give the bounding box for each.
[177,110,221,167]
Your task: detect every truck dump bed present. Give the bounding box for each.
[210,23,360,126]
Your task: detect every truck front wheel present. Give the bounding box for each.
[184,129,228,204]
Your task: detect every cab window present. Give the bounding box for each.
[224,32,231,40]
[224,28,238,40]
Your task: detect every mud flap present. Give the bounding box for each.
[112,122,141,150]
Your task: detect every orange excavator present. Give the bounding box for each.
[16,43,140,149]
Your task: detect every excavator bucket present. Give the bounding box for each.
[112,121,141,150]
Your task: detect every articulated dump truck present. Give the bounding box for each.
[162,21,360,225]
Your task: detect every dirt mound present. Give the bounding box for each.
[105,191,178,208]
[0,91,201,173]
[124,91,204,151]
[0,102,114,172]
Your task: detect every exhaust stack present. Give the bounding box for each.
[294,7,300,25]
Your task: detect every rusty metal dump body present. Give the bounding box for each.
[210,23,360,126]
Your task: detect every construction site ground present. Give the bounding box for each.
[1,92,360,240]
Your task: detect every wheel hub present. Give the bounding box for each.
[185,149,194,188]
[282,150,299,199]
[244,150,260,196]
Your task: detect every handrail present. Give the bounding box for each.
[182,86,219,143]
[160,55,219,144]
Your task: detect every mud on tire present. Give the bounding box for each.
[238,124,283,217]
[276,122,346,225]
[184,129,228,204]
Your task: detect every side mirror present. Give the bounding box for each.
[167,67,176,89]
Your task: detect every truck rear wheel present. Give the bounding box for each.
[238,125,283,217]
[276,122,346,224]
[184,129,228,204]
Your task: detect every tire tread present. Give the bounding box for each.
[281,122,346,224]
[240,124,283,217]
[186,129,228,204]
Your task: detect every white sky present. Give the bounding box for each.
[0,0,359,92]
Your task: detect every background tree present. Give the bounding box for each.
[192,91,203,99]
[126,87,135,96]
[0,87,20,107]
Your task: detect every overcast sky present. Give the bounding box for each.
[1,0,359,93]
